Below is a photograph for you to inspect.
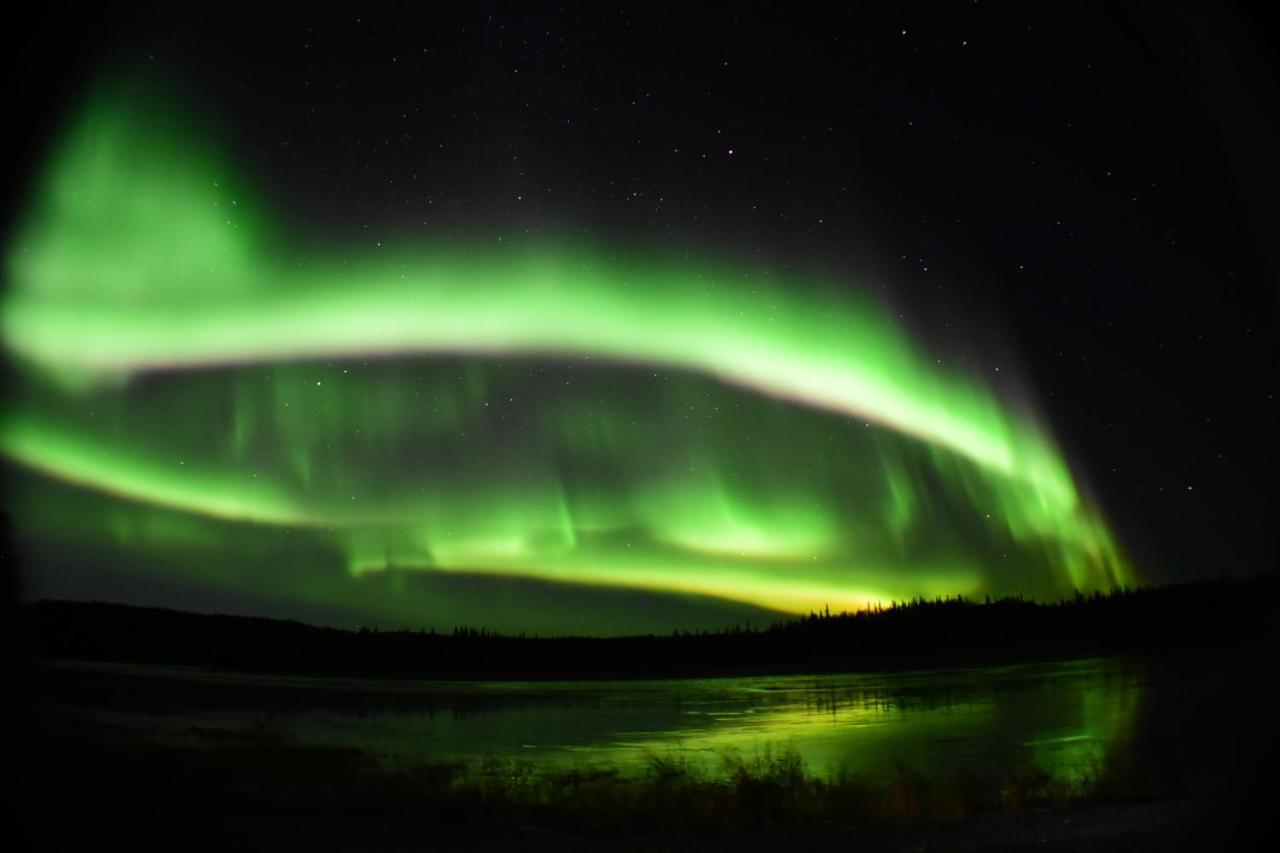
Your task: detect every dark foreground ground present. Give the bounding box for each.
[9,657,1274,853]
[9,713,1248,852]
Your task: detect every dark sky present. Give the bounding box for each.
[7,1,1277,595]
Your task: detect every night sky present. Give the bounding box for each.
[3,2,1275,634]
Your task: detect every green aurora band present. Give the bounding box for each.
[0,85,1132,630]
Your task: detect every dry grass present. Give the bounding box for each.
[353,738,1190,832]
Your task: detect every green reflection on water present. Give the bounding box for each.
[533,660,1144,783]
[72,657,1144,785]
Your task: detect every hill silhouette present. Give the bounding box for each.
[15,575,1273,678]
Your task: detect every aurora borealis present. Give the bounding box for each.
[0,82,1134,633]
[10,9,1279,852]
